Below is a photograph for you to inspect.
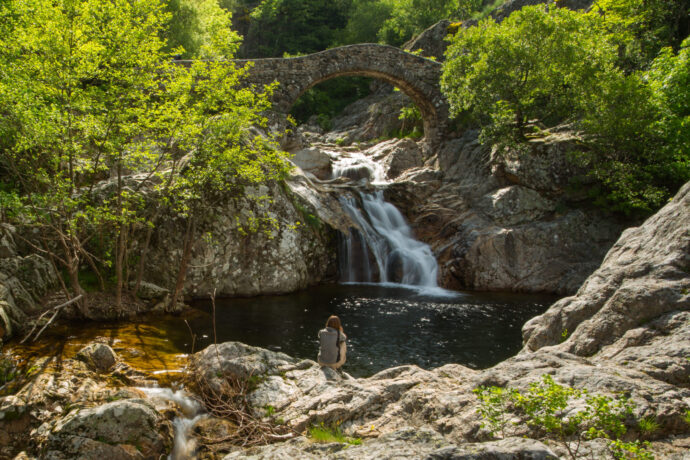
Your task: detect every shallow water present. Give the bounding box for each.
[7,284,556,379]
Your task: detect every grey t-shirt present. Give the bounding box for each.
[317,327,347,364]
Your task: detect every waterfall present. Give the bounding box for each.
[138,386,206,460]
[338,190,439,287]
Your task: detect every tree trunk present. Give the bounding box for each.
[169,218,195,311]
[134,225,154,297]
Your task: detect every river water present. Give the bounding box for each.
[189,284,555,377]
[8,284,555,379]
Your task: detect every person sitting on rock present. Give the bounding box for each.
[317,315,347,370]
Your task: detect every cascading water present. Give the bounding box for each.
[333,150,440,289]
[138,386,205,460]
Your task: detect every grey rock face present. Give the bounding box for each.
[42,399,172,459]
[523,181,690,354]
[143,180,337,298]
[366,138,424,179]
[290,147,333,179]
[0,225,58,340]
[385,130,623,295]
[478,185,555,226]
[404,20,452,61]
[76,343,118,372]
[325,88,412,145]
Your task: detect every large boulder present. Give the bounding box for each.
[76,343,118,373]
[41,399,172,459]
[143,180,337,298]
[290,147,333,180]
[366,138,424,179]
[523,181,690,354]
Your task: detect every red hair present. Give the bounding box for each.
[326,315,343,332]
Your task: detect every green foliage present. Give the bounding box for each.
[441,4,690,217]
[609,439,654,460]
[289,77,372,126]
[308,422,362,445]
[591,0,689,71]
[473,385,518,438]
[442,5,614,143]
[474,375,649,460]
[684,409,690,426]
[242,0,351,57]
[377,0,480,46]
[637,416,660,436]
[560,329,569,342]
[0,354,18,387]
[0,0,289,305]
[165,0,239,58]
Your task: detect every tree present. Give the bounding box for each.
[377,0,480,46]
[241,0,352,57]
[165,0,239,58]
[441,4,690,215]
[0,0,289,313]
[441,5,615,142]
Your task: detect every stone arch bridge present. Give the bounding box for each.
[234,44,450,145]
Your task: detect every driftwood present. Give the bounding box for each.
[185,359,297,448]
[183,289,297,449]
[20,294,83,344]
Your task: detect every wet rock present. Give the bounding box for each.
[523,181,690,354]
[366,138,424,179]
[76,343,118,372]
[40,399,172,459]
[290,147,333,180]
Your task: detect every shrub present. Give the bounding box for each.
[474,374,652,460]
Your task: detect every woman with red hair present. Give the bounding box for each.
[317,315,347,369]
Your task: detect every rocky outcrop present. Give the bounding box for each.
[385,130,623,294]
[224,429,558,460]
[76,343,118,373]
[320,88,412,145]
[404,20,452,61]
[190,335,689,459]
[0,344,172,459]
[522,181,690,357]
[143,179,337,299]
[0,224,58,341]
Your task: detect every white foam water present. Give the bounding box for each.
[339,190,440,287]
[137,386,205,460]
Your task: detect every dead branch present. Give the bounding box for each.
[20,294,84,344]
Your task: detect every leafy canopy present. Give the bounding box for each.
[441,3,690,216]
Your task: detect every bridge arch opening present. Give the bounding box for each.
[288,76,424,141]
[281,69,437,144]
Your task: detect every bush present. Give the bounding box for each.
[474,375,652,460]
